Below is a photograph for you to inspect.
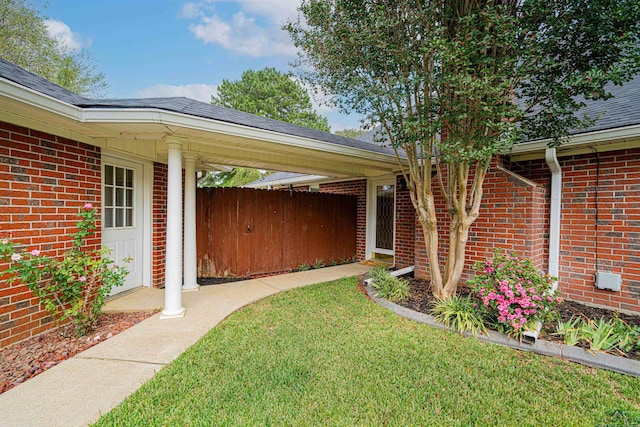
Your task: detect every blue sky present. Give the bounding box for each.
[39,0,363,131]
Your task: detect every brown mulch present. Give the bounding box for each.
[395,277,640,360]
[0,311,157,395]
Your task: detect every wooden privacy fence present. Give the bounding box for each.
[196,187,357,278]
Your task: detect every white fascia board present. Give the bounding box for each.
[0,78,83,120]
[243,174,328,188]
[82,108,403,166]
[510,124,640,156]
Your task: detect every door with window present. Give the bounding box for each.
[102,157,144,294]
[371,180,395,256]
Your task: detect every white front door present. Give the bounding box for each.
[367,179,396,257]
[102,157,144,294]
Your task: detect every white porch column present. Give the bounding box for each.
[182,152,199,292]
[161,138,186,319]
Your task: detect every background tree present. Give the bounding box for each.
[200,168,269,188]
[335,128,366,139]
[0,0,107,97]
[287,0,640,299]
[205,67,330,187]
[212,67,330,131]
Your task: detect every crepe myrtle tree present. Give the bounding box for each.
[286,0,640,299]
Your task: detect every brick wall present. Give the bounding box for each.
[414,157,548,284]
[513,148,640,313]
[319,180,367,260]
[0,121,101,347]
[394,175,415,268]
[152,162,168,288]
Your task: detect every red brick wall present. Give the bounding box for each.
[319,180,366,260]
[395,175,415,268]
[414,157,548,284]
[513,148,640,313]
[152,162,168,288]
[0,121,101,347]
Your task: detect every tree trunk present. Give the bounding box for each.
[413,161,488,301]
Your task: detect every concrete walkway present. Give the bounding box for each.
[0,263,370,427]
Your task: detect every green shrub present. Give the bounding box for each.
[432,296,487,336]
[369,265,410,302]
[468,248,560,337]
[0,204,128,337]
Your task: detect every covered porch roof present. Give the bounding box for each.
[0,58,404,178]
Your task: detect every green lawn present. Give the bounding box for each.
[94,277,640,426]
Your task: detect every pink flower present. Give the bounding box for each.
[486,267,494,274]
[79,276,87,282]
[30,249,40,257]
[11,253,21,261]
[83,203,93,209]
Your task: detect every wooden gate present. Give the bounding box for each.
[196,187,357,278]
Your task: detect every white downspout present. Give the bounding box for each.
[545,147,562,292]
[523,148,562,343]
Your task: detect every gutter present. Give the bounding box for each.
[509,124,640,159]
[523,147,562,343]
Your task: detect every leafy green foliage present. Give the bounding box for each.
[212,67,330,132]
[555,317,583,346]
[432,296,487,336]
[334,128,366,139]
[468,249,560,337]
[199,168,270,188]
[0,0,107,96]
[286,0,640,300]
[207,67,332,188]
[556,316,640,354]
[0,204,128,337]
[369,265,410,302]
[297,263,310,271]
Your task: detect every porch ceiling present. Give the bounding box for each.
[0,79,403,179]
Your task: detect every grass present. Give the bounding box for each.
[93,277,640,426]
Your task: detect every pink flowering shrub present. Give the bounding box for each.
[467,249,561,336]
[0,204,128,337]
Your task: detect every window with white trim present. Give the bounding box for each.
[104,165,134,228]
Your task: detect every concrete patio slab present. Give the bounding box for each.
[0,263,369,427]
[84,279,279,364]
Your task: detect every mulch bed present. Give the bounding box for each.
[395,277,640,360]
[0,311,157,395]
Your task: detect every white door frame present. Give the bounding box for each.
[366,176,397,258]
[101,151,153,290]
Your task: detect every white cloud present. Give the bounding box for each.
[230,0,299,24]
[134,83,218,103]
[44,19,91,52]
[180,2,201,18]
[184,1,300,57]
